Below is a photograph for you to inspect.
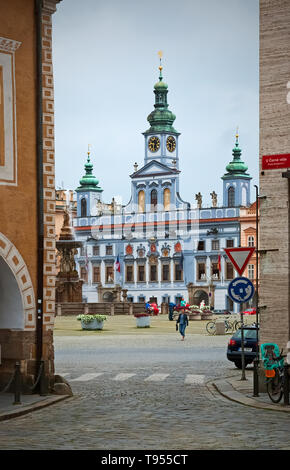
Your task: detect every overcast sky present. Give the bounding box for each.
[52,0,259,207]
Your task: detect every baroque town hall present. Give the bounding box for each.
[73,61,252,312]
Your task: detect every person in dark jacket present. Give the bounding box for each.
[176,311,189,341]
[168,302,176,321]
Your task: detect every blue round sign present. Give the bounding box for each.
[228,277,255,304]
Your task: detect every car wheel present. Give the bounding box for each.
[234,360,242,369]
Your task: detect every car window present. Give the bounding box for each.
[233,329,258,340]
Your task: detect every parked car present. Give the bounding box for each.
[227,325,259,369]
[243,308,256,315]
[213,309,232,315]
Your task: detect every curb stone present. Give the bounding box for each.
[212,378,290,413]
[0,394,72,422]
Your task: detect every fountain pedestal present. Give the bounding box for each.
[56,208,83,303]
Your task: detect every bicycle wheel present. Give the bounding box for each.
[234,321,242,331]
[225,320,234,333]
[267,369,283,403]
[206,321,216,335]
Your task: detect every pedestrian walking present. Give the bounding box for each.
[176,310,189,341]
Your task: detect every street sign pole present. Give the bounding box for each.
[228,277,255,382]
[240,302,246,381]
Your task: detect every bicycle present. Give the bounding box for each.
[206,316,235,335]
[261,343,287,403]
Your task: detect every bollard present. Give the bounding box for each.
[215,320,226,335]
[283,364,289,406]
[253,358,259,397]
[13,362,21,405]
[39,360,49,396]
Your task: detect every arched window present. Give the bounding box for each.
[151,189,157,211]
[138,190,145,213]
[228,187,235,207]
[163,188,171,211]
[81,198,87,217]
[242,186,247,206]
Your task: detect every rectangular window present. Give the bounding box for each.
[226,262,234,280]
[174,262,183,281]
[138,265,145,282]
[197,262,206,280]
[106,266,114,283]
[126,265,134,282]
[248,264,254,279]
[211,262,220,279]
[226,239,234,248]
[197,240,205,251]
[80,246,85,256]
[0,49,19,184]
[248,236,255,247]
[93,245,100,256]
[106,245,113,255]
[162,264,170,282]
[80,266,88,283]
[93,266,100,283]
[211,240,220,251]
[150,264,157,282]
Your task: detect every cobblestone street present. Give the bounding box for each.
[0,331,290,450]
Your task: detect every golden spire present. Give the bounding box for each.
[235,126,239,145]
[158,50,163,79]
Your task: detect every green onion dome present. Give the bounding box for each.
[222,133,251,180]
[144,65,178,135]
[76,152,103,192]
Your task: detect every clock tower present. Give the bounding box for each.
[143,53,180,169]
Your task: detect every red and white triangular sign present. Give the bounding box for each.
[224,247,255,276]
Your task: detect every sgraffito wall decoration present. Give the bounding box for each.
[0,37,21,186]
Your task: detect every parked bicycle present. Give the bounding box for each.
[206,316,241,335]
[261,343,287,403]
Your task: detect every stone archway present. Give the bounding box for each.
[193,290,209,306]
[0,257,23,329]
[103,291,114,302]
[0,232,36,329]
[0,233,37,390]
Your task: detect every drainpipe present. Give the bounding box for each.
[35,0,44,378]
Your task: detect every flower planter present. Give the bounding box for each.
[191,315,201,321]
[81,319,104,330]
[135,315,151,328]
[77,314,107,330]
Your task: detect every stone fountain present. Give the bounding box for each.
[56,207,83,303]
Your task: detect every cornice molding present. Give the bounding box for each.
[42,0,62,14]
[0,36,21,53]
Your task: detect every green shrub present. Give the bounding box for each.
[77,314,107,324]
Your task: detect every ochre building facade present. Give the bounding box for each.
[0,0,60,391]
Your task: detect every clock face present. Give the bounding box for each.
[166,136,176,152]
[148,136,160,153]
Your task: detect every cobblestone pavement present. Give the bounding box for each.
[0,333,290,450]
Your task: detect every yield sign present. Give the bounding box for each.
[223,247,255,276]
